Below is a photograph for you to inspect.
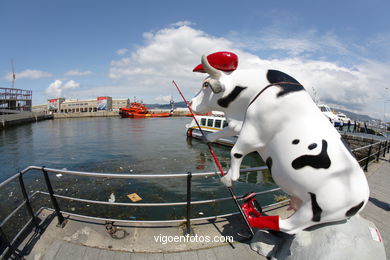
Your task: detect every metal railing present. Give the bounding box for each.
[0,165,280,259]
[352,139,390,171]
[0,139,389,259]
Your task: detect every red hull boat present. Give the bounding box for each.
[119,102,172,118]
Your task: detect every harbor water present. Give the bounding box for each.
[0,117,283,224]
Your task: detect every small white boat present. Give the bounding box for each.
[318,104,342,127]
[336,112,351,126]
[185,112,237,146]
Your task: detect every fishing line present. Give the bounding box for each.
[172,80,254,237]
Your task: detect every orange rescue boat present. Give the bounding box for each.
[119,102,172,118]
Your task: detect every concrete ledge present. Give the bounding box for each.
[0,112,53,129]
[53,111,119,119]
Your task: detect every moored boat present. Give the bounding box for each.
[185,112,237,146]
[318,104,342,126]
[120,101,172,118]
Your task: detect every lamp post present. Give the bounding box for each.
[384,88,389,130]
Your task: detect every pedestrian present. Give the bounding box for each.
[347,120,351,132]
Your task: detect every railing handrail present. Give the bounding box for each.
[0,165,271,228]
[0,166,267,189]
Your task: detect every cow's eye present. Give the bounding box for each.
[203,82,210,88]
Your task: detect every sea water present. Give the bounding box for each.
[0,117,282,223]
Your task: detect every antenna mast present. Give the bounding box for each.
[11,59,16,88]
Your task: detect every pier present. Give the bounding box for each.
[0,112,53,129]
[0,137,389,259]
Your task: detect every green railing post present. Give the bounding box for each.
[364,145,372,172]
[185,171,193,235]
[376,142,382,162]
[42,167,67,228]
[18,172,40,229]
[388,140,390,153]
[0,226,21,259]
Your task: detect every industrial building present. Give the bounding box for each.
[32,97,129,113]
[0,87,32,114]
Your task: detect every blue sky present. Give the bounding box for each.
[1,0,390,119]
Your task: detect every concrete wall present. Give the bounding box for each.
[341,134,378,150]
[341,133,387,165]
[0,112,53,129]
[53,111,119,119]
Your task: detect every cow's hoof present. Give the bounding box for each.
[221,175,233,187]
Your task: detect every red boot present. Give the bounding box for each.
[242,192,280,231]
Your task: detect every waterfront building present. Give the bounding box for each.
[32,97,130,113]
[0,87,32,113]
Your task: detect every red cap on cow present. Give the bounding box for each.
[193,51,238,73]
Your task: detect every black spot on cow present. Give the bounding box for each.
[267,70,300,84]
[266,157,273,175]
[308,143,317,150]
[346,201,364,217]
[309,192,322,222]
[266,70,304,97]
[292,139,300,145]
[217,86,247,108]
[249,70,304,106]
[292,139,331,170]
[234,153,243,159]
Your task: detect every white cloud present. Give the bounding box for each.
[231,28,353,60]
[68,23,389,119]
[4,69,52,80]
[155,95,172,103]
[45,80,63,98]
[171,21,194,27]
[45,79,80,98]
[108,24,236,101]
[62,80,80,89]
[64,70,93,76]
[116,48,129,55]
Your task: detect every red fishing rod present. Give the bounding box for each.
[172,80,254,237]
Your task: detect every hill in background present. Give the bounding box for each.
[332,108,378,122]
[148,102,378,121]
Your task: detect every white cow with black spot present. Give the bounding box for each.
[189,51,369,234]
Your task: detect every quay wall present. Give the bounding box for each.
[53,111,119,119]
[53,109,190,119]
[341,134,380,150]
[0,112,53,129]
[341,133,387,163]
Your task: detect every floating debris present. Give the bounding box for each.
[127,193,142,202]
[8,192,13,197]
[129,216,136,220]
[129,169,134,173]
[199,212,204,215]
[108,192,115,203]
[56,173,63,178]
[70,207,76,211]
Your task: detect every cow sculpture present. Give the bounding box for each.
[189,51,369,234]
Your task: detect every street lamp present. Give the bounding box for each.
[384,88,389,128]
